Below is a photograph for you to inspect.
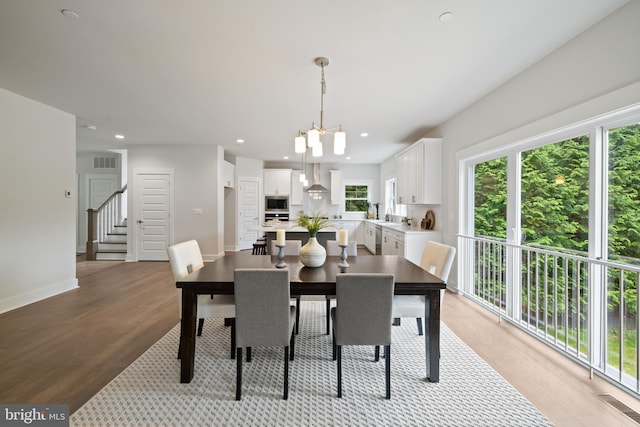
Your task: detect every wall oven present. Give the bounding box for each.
[265,195,289,212]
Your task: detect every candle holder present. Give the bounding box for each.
[338,244,349,268]
[275,244,286,268]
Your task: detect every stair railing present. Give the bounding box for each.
[86,185,127,260]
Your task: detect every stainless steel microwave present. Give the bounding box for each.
[265,195,289,212]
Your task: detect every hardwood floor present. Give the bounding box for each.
[1,254,640,426]
[0,258,178,412]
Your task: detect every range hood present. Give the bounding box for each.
[305,163,329,193]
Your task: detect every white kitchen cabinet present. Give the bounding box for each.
[395,138,441,205]
[382,228,404,256]
[290,170,304,205]
[381,226,442,265]
[330,170,341,205]
[364,222,377,254]
[264,169,291,196]
[223,160,235,188]
[331,220,360,244]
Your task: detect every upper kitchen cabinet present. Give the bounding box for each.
[264,169,291,196]
[223,160,235,188]
[396,138,442,204]
[290,170,304,205]
[330,170,341,205]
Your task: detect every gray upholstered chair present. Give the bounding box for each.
[270,239,302,334]
[331,273,394,399]
[167,240,236,359]
[392,241,456,335]
[234,268,296,400]
[324,240,358,334]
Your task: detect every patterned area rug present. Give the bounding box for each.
[71,301,552,426]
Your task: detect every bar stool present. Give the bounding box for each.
[252,241,267,255]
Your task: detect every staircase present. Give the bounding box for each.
[95,219,127,260]
[86,186,127,261]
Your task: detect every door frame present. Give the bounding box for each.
[131,168,175,261]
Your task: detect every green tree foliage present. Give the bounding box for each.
[521,135,589,251]
[474,157,507,238]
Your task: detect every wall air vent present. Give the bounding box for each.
[94,156,116,169]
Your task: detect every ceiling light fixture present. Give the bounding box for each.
[61,9,79,20]
[439,11,453,22]
[295,57,346,158]
[114,134,125,140]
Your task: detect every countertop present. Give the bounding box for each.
[255,218,438,234]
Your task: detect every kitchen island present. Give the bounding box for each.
[255,224,338,253]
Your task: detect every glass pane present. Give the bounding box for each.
[607,123,640,380]
[473,158,507,311]
[474,157,507,239]
[608,123,640,263]
[521,135,589,251]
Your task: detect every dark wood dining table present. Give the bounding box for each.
[175,252,445,384]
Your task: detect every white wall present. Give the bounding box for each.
[426,1,640,290]
[0,88,78,313]
[127,144,224,261]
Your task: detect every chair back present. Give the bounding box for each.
[325,240,358,256]
[419,241,456,282]
[167,240,204,280]
[234,268,292,347]
[270,239,302,255]
[334,274,394,346]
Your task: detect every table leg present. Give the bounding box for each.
[424,289,440,382]
[180,289,197,383]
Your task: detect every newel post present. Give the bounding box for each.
[86,208,98,260]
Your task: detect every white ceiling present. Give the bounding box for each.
[0,0,627,164]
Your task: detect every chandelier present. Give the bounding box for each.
[295,57,346,158]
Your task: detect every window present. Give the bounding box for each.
[344,184,369,212]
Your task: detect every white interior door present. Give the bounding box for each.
[88,175,118,209]
[134,170,173,260]
[237,177,260,250]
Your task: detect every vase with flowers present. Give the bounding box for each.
[296,211,331,267]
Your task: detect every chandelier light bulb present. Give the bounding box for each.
[334,131,346,155]
[312,141,323,157]
[295,135,306,153]
[307,129,320,148]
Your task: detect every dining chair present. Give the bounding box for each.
[270,239,302,334]
[167,240,236,359]
[331,273,394,399]
[392,241,456,335]
[234,268,296,400]
[324,240,358,334]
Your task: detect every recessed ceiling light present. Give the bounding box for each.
[360,133,369,137]
[114,134,125,140]
[283,156,289,160]
[84,125,97,130]
[439,12,453,22]
[61,9,79,20]
[236,139,245,144]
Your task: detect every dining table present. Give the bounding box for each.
[175,252,445,384]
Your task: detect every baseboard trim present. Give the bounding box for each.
[0,278,79,314]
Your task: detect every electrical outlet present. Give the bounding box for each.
[65,190,72,198]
